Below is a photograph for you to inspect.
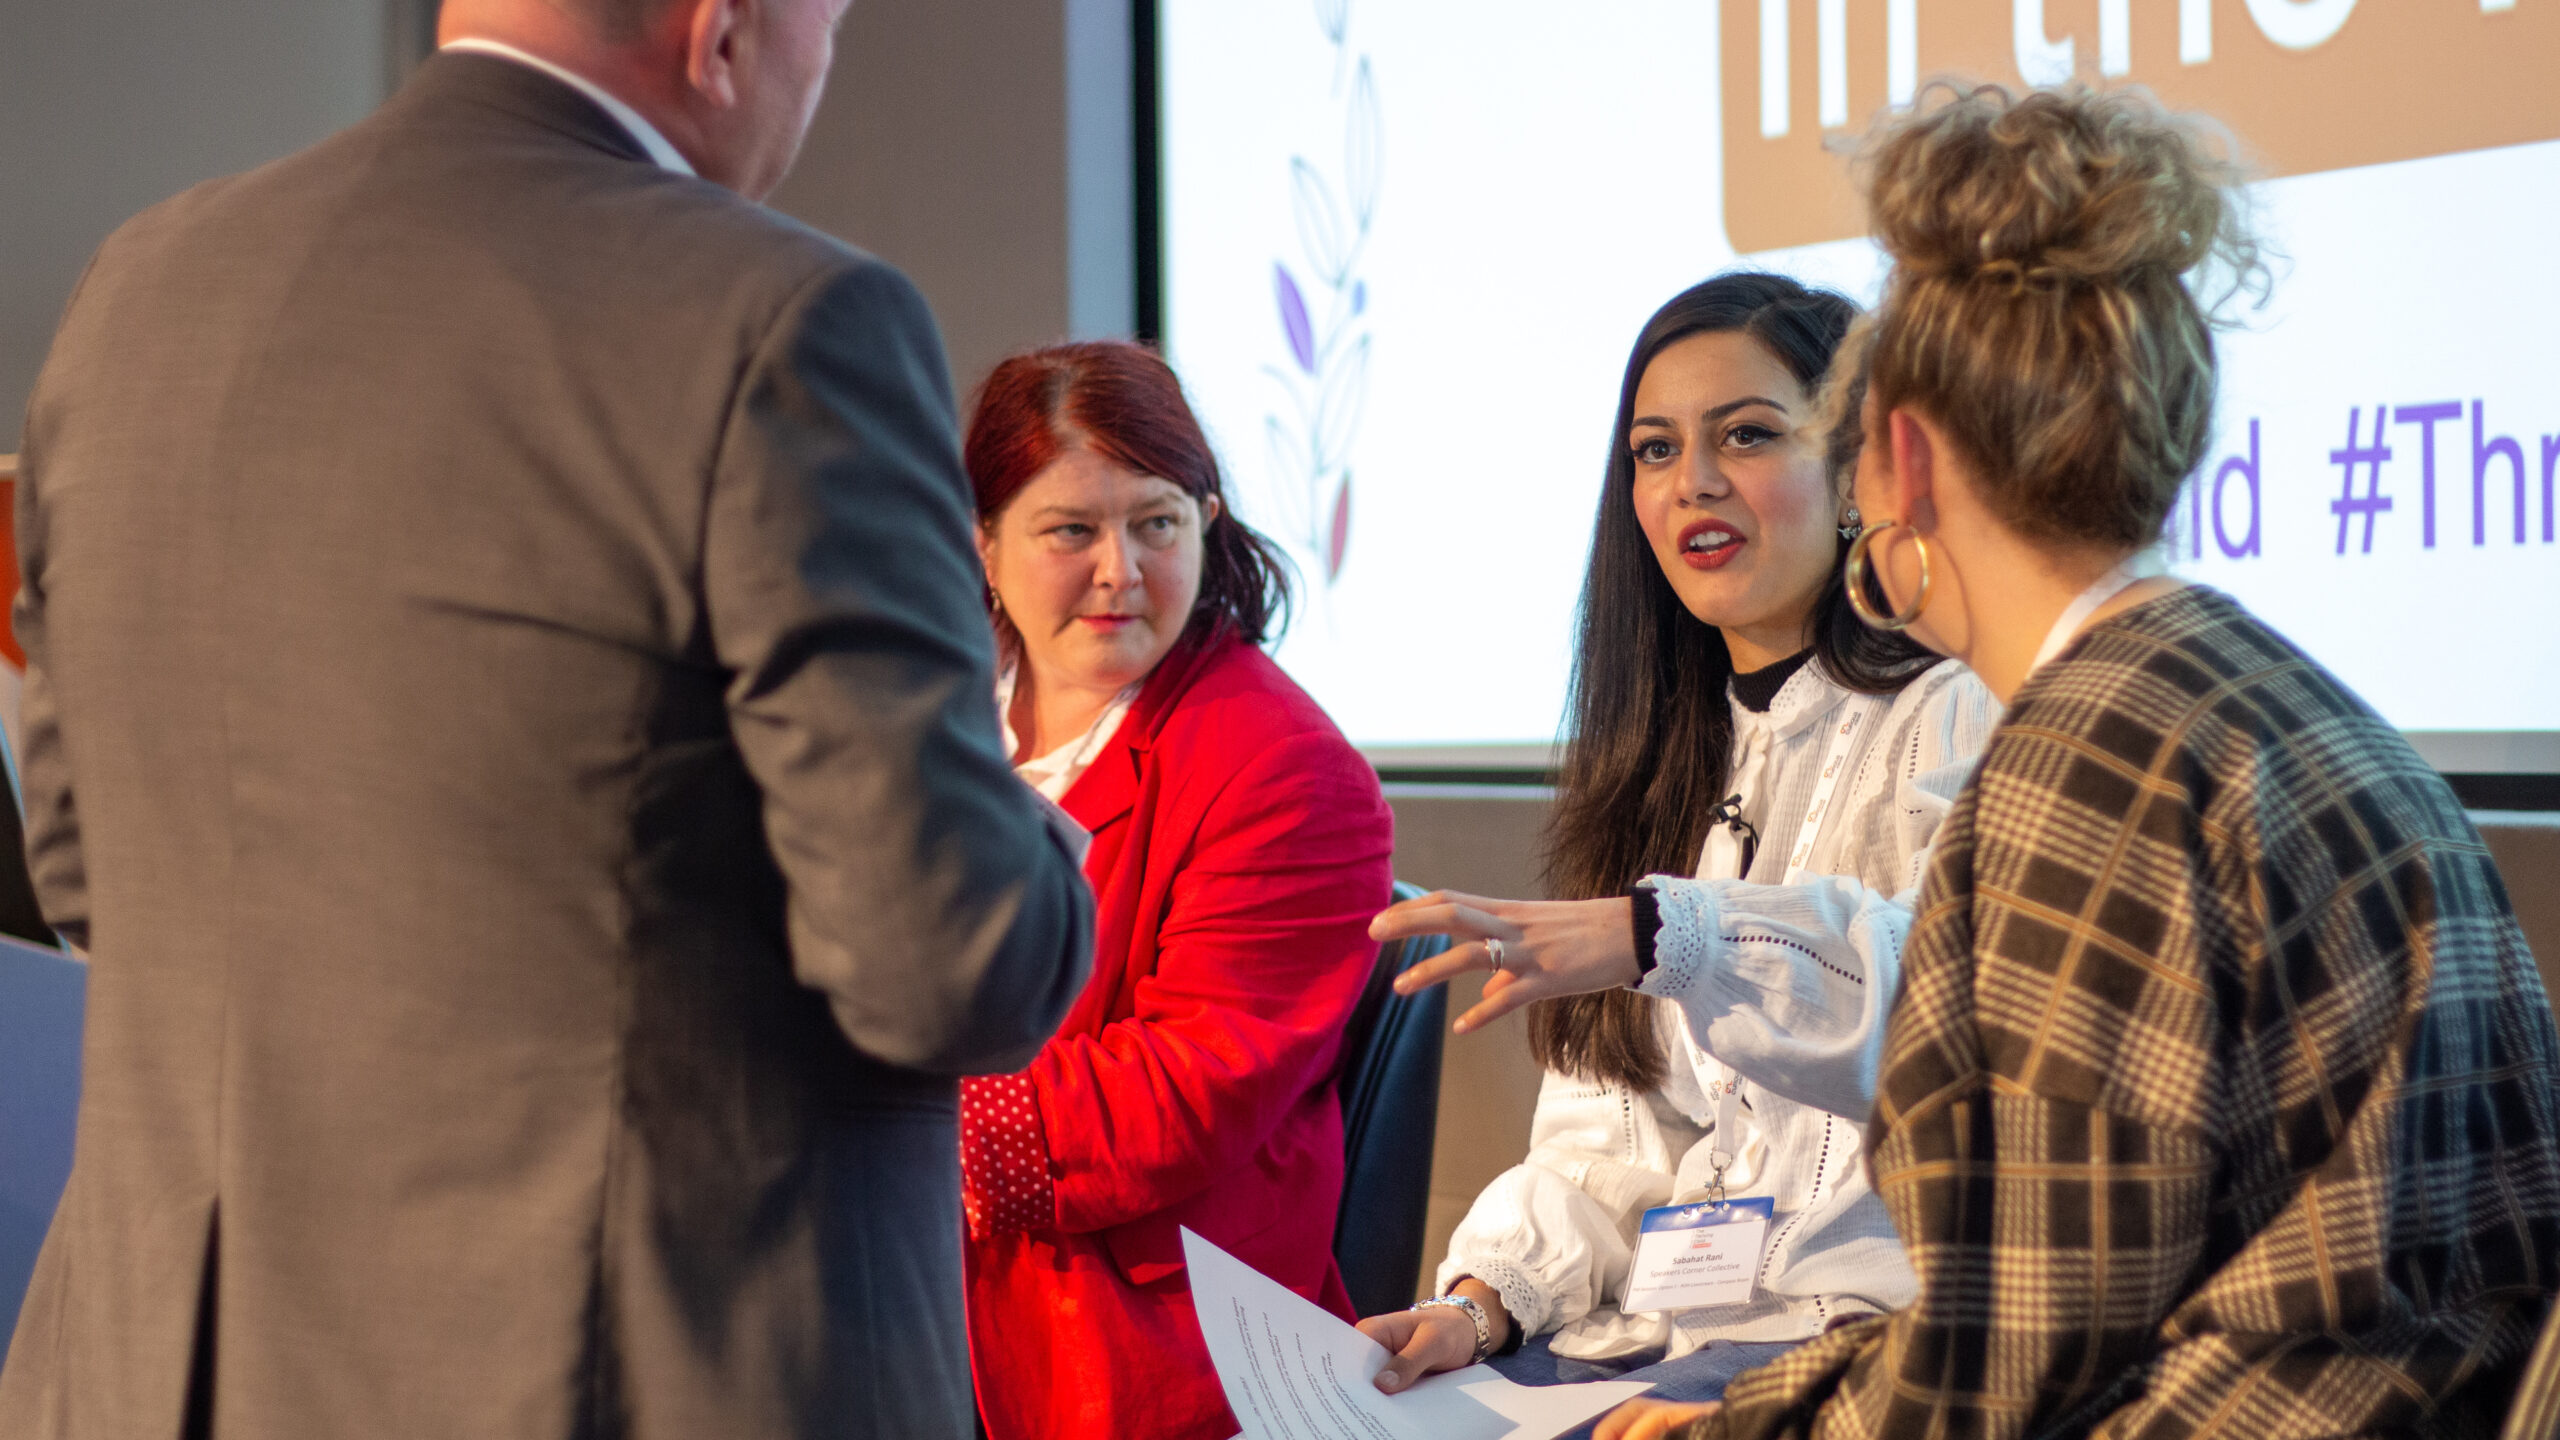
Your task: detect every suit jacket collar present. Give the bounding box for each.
[1059,629,1242,834]
[402,49,657,170]
[438,40,694,174]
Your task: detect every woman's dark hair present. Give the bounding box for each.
[1530,273,1937,1091]
[965,341,1294,650]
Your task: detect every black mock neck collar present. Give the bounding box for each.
[1729,649,1813,713]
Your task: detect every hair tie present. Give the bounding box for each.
[1968,257,2070,292]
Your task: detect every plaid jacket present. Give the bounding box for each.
[1694,586,2560,1440]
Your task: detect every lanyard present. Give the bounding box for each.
[1705,696,1867,886]
[1705,1073,1742,1202]
[1698,684,1868,1197]
[1699,712,1866,1198]
[1780,707,1865,887]
[2027,553,2166,677]
[1700,709,1857,1198]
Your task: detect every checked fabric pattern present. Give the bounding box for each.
[1693,586,2560,1440]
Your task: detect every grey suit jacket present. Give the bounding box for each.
[0,53,1091,1440]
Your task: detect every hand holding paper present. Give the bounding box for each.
[1181,1227,1650,1440]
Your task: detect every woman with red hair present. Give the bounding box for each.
[957,340,1394,1438]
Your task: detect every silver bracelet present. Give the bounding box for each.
[1412,1294,1494,1364]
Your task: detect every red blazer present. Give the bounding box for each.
[963,633,1394,1440]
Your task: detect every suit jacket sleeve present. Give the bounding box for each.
[702,258,1092,1074]
[1033,729,1392,1235]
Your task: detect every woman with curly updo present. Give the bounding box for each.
[1586,84,2560,1440]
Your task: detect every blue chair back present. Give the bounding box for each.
[1333,881,1450,1318]
[0,936,81,1352]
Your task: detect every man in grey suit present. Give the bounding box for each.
[0,0,1092,1435]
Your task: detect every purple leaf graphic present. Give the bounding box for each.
[1327,472,1352,582]
[1352,281,1367,316]
[1274,263,1317,376]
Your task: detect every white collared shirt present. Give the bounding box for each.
[994,665,1138,804]
[439,38,697,176]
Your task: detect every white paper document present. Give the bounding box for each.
[1183,1227,1651,1440]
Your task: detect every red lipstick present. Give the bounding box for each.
[1675,519,1746,571]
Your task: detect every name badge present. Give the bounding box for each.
[1618,1198,1774,1314]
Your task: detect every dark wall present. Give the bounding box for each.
[769,0,1072,399]
[1,1,1107,442]
[1385,788,1552,1300]
[0,3,388,438]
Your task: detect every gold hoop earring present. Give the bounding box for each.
[1843,521,1931,631]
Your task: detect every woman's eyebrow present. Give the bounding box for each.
[1632,396,1789,431]
[1703,396,1788,421]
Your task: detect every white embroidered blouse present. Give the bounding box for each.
[1436,657,2001,1358]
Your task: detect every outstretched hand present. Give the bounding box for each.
[1369,890,1640,1034]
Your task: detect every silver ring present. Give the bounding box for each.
[1483,937,1507,974]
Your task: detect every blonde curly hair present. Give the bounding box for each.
[1840,83,2269,550]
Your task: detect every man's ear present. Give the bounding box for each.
[1200,493,1223,526]
[684,0,749,108]
[1886,408,1941,535]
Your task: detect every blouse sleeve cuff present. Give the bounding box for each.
[1632,875,1722,1008]
[1628,882,1664,978]
[959,1071,1056,1239]
[1437,1251,1552,1341]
